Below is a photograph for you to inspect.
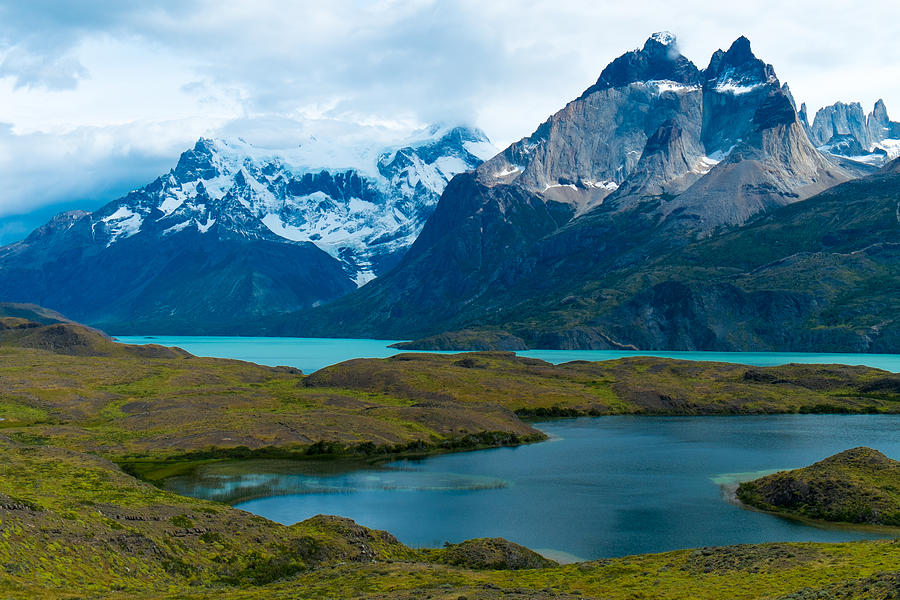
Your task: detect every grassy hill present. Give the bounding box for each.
[738,447,900,526]
[2,320,899,471]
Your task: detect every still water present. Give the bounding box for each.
[115,335,900,373]
[164,415,900,561]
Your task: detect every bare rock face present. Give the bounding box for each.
[810,102,871,149]
[868,99,900,142]
[701,35,779,154]
[478,32,704,212]
[661,91,853,230]
[614,119,705,198]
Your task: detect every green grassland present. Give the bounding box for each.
[738,447,900,526]
[307,351,900,417]
[1,320,898,472]
[2,317,900,598]
[0,319,542,466]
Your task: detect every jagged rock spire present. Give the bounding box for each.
[704,35,778,91]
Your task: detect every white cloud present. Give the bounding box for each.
[0,0,898,242]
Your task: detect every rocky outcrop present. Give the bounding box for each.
[433,538,558,570]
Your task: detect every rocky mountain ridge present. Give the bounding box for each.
[80,125,493,284]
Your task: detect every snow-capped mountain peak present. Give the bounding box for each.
[649,31,676,46]
[89,124,495,284]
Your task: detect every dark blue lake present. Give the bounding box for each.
[164,415,900,561]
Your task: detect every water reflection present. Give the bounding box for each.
[163,459,509,504]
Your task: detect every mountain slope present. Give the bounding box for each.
[398,166,900,351]
[0,125,493,333]
[280,33,881,348]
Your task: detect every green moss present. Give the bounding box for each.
[0,398,49,426]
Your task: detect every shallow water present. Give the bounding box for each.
[115,335,900,373]
[165,415,900,560]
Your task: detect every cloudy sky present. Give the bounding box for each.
[1,0,898,243]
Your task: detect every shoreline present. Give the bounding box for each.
[722,481,900,536]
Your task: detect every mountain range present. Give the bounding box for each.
[0,125,493,332]
[1,32,898,351]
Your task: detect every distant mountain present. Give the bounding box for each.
[0,302,74,326]
[277,33,896,351]
[0,125,494,333]
[808,99,900,165]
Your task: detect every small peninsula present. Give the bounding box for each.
[737,447,900,526]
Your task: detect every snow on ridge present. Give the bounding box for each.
[583,180,619,191]
[101,206,143,245]
[693,156,719,175]
[876,138,900,160]
[714,80,765,95]
[692,145,737,175]
[353,270,377,287]
[197,217,216,234]
[492,164,523,179]
[641,80,700,94]
[162,220,190,236]
[157,195,184,217]
[818,138,900,166]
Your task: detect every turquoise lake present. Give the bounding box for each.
[115,335,900,373]
[165,415,900,561]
